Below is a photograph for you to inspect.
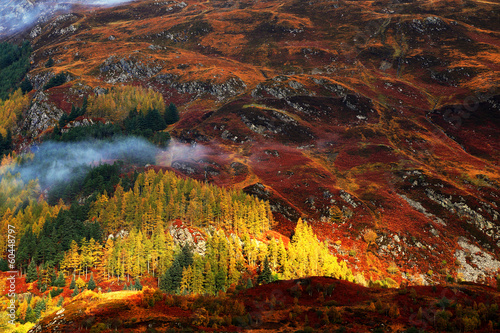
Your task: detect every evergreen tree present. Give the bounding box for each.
[72,286,79,297]
[164,103,180,125]
[33,298,46,319]
[134,277,142,291]
[0,258,8,271]
[69,275,76,289]
[57,297,64,307]
[26,260,37,283]
[203,262,216,295]
[159,270,172,293]
[25,304,36,323]
[168,260,182,293]
[257,256,272,285]
[20,78,32,94]
[54,272,65,287]
[145,108,167,131]
[246,278,253,289]
[123,283,128,291]
[87,273,97,290]
[215,267,227,291]
[45,57,54,68]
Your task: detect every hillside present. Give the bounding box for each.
[0,0,499,331]
[26,277,500,332]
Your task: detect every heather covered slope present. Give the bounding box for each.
[1,0,500,285]
[27,277,500,332]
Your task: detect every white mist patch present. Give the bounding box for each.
[156,141,210,167]
[0,0,133,36]
[15,137,158,188]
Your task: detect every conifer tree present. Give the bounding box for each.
[69,275,76,289]
[258,256,272,285]
[72,286,79,297]
[164,103,180,125]
[191,264,204,295]
[204,261,216,295]
[26,260,37,283]
[159,270,172,293]
[87,273,97,291]
[20,78,33,94]
[135,277,143,291]
[54,272,65,287]
[33,298,46,319]
[180,266,193,294]
[25,304,36,323]
[57,297,64,307]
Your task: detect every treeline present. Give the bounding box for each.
[0,156,353,301]
[53,219,353,296]
[0,41,31,100]
[49,96,176,147]
[89,169,274,236]
[87,85,166,123]
[16,203,103,270]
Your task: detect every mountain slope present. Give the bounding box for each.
[2,0,500,285]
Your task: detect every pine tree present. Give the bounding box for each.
[164,103,180,125]
[204,261,216,295]
[54,272,65,287]
[33,298,46,319]
[25,304,36,323]
[180,266,193,294]
[20,79,33,94]
[257,256,272,285]
[145,108,167,131]
[69,275,76,289]
[159,270,172,293]
[87,273,97,291]
[26,260,37,283]
[134,277,142,291]
[72,286,79,297]
[45,57,54,68]
[57,297,64,307]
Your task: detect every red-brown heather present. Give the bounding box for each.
[0,0,499,331]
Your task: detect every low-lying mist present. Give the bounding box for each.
[7,137,209,192]
[15,136,158,188]
[0,0,133,37]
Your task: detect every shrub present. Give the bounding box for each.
[50,288,64,298]
[43,72,67,90]
[90,323,107,333]
[389,304,400,318]
[437,296,451,309]
[328,306,342,323]
[363,229,377,244]
[387,262,399,274]
[82,316,96,329]
[142,287,163,308]
[45,57,54,68]
[76,277,86,289]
